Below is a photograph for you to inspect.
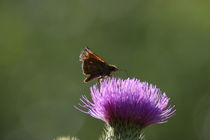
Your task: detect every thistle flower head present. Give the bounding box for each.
[78,78,175,129]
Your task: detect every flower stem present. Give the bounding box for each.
[100,121,145,140]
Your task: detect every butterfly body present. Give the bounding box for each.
[80,47,118,82]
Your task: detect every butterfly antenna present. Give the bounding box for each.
[118,69,129,78]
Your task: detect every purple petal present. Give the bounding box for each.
[77,78,176,128]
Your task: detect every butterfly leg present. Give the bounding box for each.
[97,76,106,88]
[97,78,101,83]
[96,78,101,88]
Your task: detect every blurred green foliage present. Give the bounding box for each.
[0,0,210,140]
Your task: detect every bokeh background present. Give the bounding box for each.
[1,0,210,140]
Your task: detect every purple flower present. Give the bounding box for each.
[77,78,175,128]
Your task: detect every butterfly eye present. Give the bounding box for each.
[109,66,118,71]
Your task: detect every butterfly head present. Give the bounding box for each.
[109,65,118,73]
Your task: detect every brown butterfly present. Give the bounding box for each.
[80,47,118,82]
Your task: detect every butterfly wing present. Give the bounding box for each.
[80,47,106,63]
[80,48,109,82]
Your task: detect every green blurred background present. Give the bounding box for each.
[1,0,210,140]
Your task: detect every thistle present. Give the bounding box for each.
[77,78,176,140]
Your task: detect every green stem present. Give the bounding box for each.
[100,121,145,140]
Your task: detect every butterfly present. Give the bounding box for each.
[80,47,118,82]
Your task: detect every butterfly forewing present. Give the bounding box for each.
[80,48,105,63]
